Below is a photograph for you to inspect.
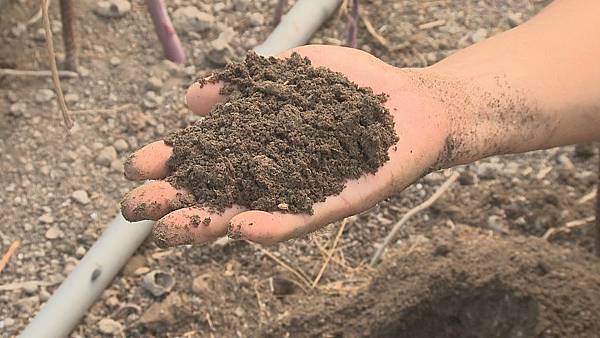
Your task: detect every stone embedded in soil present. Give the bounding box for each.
[172,6,215,33]
[35,89,55,103]
[45,226,64,239]
[95,146,118,167]
[94,0,131,18]
[97,318,123,335]
[71,189,90,205]
[165,52,398,214]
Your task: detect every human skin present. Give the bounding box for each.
[121,0,600,247]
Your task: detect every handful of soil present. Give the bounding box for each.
[165,52,398,214]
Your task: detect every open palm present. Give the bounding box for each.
[121,45,450,247]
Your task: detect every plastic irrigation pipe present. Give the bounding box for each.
[19,1,341,337]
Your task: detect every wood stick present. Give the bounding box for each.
[250,242,312,288]
[0,68,78,78]
[42,0,74,130]
[0,240,21,273]
[370,171,460,265]
[312,218,347,288]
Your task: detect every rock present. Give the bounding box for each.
[75,246,87,258]
[110,159,124,172]
[45,226,64,239]
[2,318,15,328]
[96,146,117,167]
[16,296,39,313]
[487,215,508,233]
[39,213,55,224]
[109,56,121,66]
[248,12,265,26]
[507,12,523,27]
[233,306,245,317]
[146,77,163,92]
[35,89,55,103]
[142,270,175,297]
[94,0,131,18]
[173,6,215,33]
[458,171,475,186]
[134,267,150,275]
[9,102,26,116]
[97,318,123,335]
[139,293,183,325]
[470,28,488,43]
[64,93,79,104]
[71,190,90,205]
[39,287,51,301]
[33,28,46,42]
[475,163,500,180]
[113,139,129,152]
[123,255,146,276]
[207,34,233,66]
[10,23,26,38]
[143,91,163,109]
[105,296,120,308]
[191,274,211,296]
[272,276,297,296]
[23,281,38,295]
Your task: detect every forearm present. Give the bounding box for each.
[426,0,600,166]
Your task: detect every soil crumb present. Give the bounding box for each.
[165,52,398,214]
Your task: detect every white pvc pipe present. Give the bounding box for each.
[20,1,340,337]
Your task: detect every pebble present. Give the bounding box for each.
[191,274,211,296]
[35,89,56,103]
[507,12,523,27]
[172,6,215,33]
[475,163,501,180]
[146,77,163,92]
[75,246,87,258]
[2,318,15,328]
[39,214,55,224]
[64,93,79,104]
[134,267,150,275]
[45,226,64,239]
[97,318,123,335]
[143,91,163,109]
[95,146,118,167]
[10,23,26,38]
[113,139,129,152]
[71,190,90,205]
[139,293,182,325]
[39,288,51,301]
[111,159,124,173]
[142,270,175,297]
[487,215,508,233]
[470,28,488,43]
[23,281,38,295]
[33,28,46,42]
[248,12,265,26]
[109,56,121,66]
[9,102,26,116]
[94,0,131,18]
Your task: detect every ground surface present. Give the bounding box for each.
[1,0,598,337]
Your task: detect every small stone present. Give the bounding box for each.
[94,0,131,18]
[71,190,90,205]
[33,28,46,41]
[113,139,129,152]
[470,28,488,43]
[143,91,163,109]
[191,274,211,296]
[248,12,265,26]
[110,159,124,172]
[35,89,55,103]
[233,306,245,317]
[3,318,15,327]
[97,318,123,335]
[39,288,51,301]
[173,6,215,33]
[96,146,117,167]
[123,255,146,276]
[139,293,182,325]
[487,215,508,233]
[39,214,55,224]
[45,226,64,239]
[277,203,289,210]
[64,93,79,104]
[475,163,500,180]
[271,276,296,296]
[134,267,150,275]
[109,56,121,66]
[23,281,38,295]
[75,246,87,258]
[10,23,26,37]
[9,102,26,116]
[146,77,163,92]
[507,12,523,28]
[105,296,120,307]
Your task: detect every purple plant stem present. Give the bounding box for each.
[145,0,186,64]
[273,0,287,26]
[346,0,359,48]
[59,0,78,71]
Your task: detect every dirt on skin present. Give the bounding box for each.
[261,225,600,338]
[165,52,399,214]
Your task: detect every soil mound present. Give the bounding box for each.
[165,52,398,213]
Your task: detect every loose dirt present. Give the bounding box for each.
[165,52,398,213]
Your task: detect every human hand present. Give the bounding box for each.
[121,45,453,247]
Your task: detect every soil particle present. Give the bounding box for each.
[166,52,398,214]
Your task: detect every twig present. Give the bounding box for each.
[0,240,21,273]
[145,0,186,64]
[250,241,312,288]
[345,0,359,48]
[26,0,50,25]
[205,312,215,331]
[542,216,595,240]
[273,0,287,26]
[59,0,78,71]
[360,11,388,47]
[42,0,74,130]
[312,218,347,288]
[370,171,460,266]
[0,68,78,78]
[578,189,597,204]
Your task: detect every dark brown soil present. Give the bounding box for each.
[261,226,600,338]
[165,52,398,214]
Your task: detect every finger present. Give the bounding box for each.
[186,80,226,116]
[152,206,245,248]
[121,181,195,222]
[124,140,173,181]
